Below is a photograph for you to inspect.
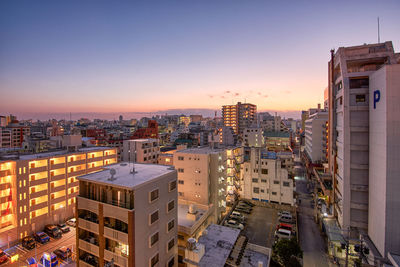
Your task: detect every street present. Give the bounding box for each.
[296,163,334,267]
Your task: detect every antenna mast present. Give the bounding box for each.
[378,17,380,43]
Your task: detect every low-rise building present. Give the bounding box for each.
[304,107,328,164]
[243,127,264,148]
[76,163,178,267]
[122,138,159,164]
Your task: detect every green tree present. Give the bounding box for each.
[272,238,303,266]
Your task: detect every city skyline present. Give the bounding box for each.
[1,0,400,116]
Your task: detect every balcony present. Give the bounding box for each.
[30,189,48,199]
[104,249,128,267]
[29,165,48,174]
[29,178,48,187]
[103,154,116,160]
[77,196,99,214]
[68,169,86,177]
[79,239,99,257]
[78,218,99,234]
[50,195,66,205]
[30,201,48,211]
[86,166,102,173]
[67,159,86,166]
[103,202,129,224]
[79,261,96,267]
[49,162,65,170]
[87,156,103,163]
[50,184,66,193]
[50,173,66,181]
[68,180,79,188]
[104,226,128,244]
[0,169,12,177]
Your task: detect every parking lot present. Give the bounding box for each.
[4,227,76,267]
[241,205,279,248]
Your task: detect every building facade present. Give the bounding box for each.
[222,102,256,135]
[304,109,328,163]
[122,139,160,164]
[76,163,178,267]
[0,147,117,247]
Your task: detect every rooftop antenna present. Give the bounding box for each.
[377,17,380,43]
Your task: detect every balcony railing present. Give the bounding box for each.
[79,239,99,257]
[78,218,99,234]
[104,226,128,244]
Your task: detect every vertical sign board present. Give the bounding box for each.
[374,90,381,109]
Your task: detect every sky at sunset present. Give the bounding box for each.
[1,0,400,119]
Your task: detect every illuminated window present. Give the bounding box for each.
[19,181,22,188]
[23,180,26,186]
[23,167,26,173]
[19,168,22,175]
[19,194,22,201]
[20,207,22,213]
[24,218,27,225]
[20,220,22,226]
[24,193,26,199]
[24,205,26,212]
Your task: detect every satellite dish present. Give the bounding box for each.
[108,168,116,181]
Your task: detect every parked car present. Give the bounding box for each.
[44,225,62,238]
[66,218,76,227]
[229,216,246,225]
[235,207,251,214]
[0,249,8,265]
[274,228,292,241]
[276,223,296,235]
[278,211,291,217]
[26,257,38,267]
[237,203,253,210]
[230,211,245,221]
[40,252,58,267]
[33,232,50,244]
[224,219,244,230]
[22,236,36,250]
[240,200,255,207]
[53,246,72,260]
[279,214,293,223]
[57,223,70,233]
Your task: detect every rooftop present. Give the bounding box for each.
[77,163,176,190]
[16,146,113,160]
[125,138,158,142]
[197,224,240,267]
[176,146,225,155]
[178,202,211,235]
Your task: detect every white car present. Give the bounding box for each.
[278,211,291,217]
[66,218,76,227]
[224,220,244,230]
[274,228,292,240]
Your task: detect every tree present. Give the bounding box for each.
[272,238,303,266]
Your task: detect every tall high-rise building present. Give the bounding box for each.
[222,102,256,135]
[327,41,398,234]
[76,163,178,267]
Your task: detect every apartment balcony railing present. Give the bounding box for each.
[30,201,48,211]
[49,162,65,170]
[77,196,99,214]
[29,177,48,187]
[50,173,66,181]
[29,165,48,174]
[50,184,66,193]
[104,226,128,244]
[79,239,99,257]
[104,249,128,267]
[67,159,86,166]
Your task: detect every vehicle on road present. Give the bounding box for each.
[279,214,293,223]
[26,257,38,267]
[274,228,292,242]
[66,218,76,227]
[0,249,8,265]
[57,223,70,233]
[235,207,251,214]
[40,252,58,267]
[53,246,72,260]
[22,236,36,250]
[239,200,255,207]
[34,232,50,244]
[224,219,244,230]
[44,225,62,238]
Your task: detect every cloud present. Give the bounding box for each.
[257,92,262,96]
[208,95,214,98]
[225,90,231,94]
[220,95,225,99]
[234,92,240,97]
[263,95,268,98]
[284,90,291,94]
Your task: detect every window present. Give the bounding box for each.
[283,182,290,187]
[168,238,175,251]
[253,187,259,193]
[150,253,159,267]
[167,219,175,232]
[261,179,267,183]
[274,181,280,185]
[178,168,184,173]
[178,156,184,161]
[339,96,343,105]
[150,189,159,202]
[149,232,159,247]
[252,178,258,183]
[169,180,177,192]
[261,169,268,175]
[261,189,265,193]
[150,210,159,225]
[272,192,277,195]
[167,200,175,212]
[178,180,184,184]
[356,94,366,103]
[168,257,175,267]
[178,192,184,197]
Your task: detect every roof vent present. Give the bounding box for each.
[108,168,116,181]
[187,238,197,250]
[188,204,196,214]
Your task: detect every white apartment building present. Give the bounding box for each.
[76,163,178,267]
[0,128,11,148]
[328,42,398,233]
[367,64,400,259]
[241,148,294,205]
[173,147,227,223]
[243,127,264,148]
[305,109,328,163]
[122,138,159,164]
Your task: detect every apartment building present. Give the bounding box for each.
[122,139,160,164]
[222,102,256,135]
[173,147,227,223]
[328,41,398,233]
[0,128,11,148]
[243,127,264,148]
[0,147,117,247]
[7,124,30,148]
[367,64,400,259]
[76,163,177,267]
[242,148,294,205]
[304,108,328,163]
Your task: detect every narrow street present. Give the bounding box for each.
[295,161,334,267]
